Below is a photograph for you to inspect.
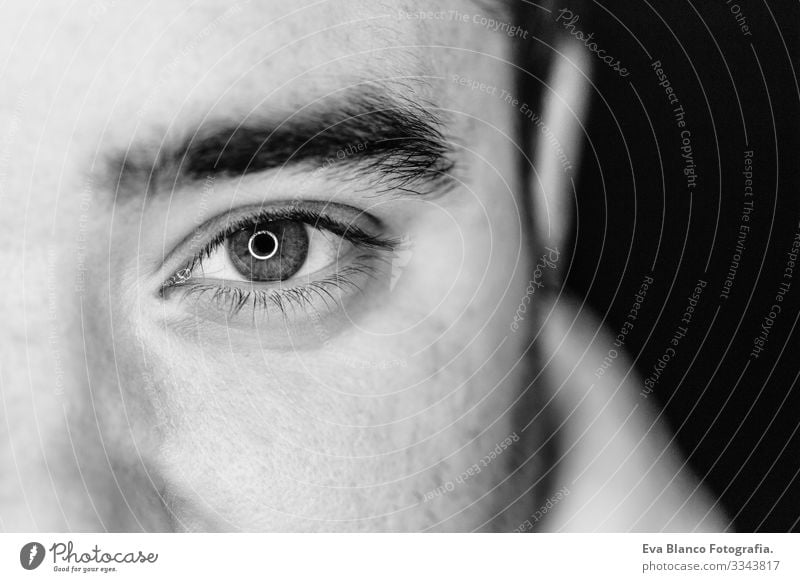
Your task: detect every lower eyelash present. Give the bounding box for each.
[173,260,383,319]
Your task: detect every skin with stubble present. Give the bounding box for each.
[0,0,550,531]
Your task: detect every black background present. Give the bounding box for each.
[566,0,799,532]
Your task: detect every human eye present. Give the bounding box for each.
[158,200,398,328]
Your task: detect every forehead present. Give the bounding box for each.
[1,0,510,141]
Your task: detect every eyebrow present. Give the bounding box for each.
[110,87,456,201]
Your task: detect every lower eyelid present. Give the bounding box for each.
[163,253,388,324]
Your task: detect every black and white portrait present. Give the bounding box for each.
[0,0,797,550]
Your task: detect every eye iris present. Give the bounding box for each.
[227,220,309,281]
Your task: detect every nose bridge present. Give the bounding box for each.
[0,159,172,534]
[0,216,93,529]
[0,10,175,532]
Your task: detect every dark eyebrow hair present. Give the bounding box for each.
[110,88,456,201]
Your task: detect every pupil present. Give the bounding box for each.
[248,230,278,259]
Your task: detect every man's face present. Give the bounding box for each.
[0,0,538,531]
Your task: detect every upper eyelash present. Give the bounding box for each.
[186,207,397,273]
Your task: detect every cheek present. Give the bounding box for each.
[128,283,532,531]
